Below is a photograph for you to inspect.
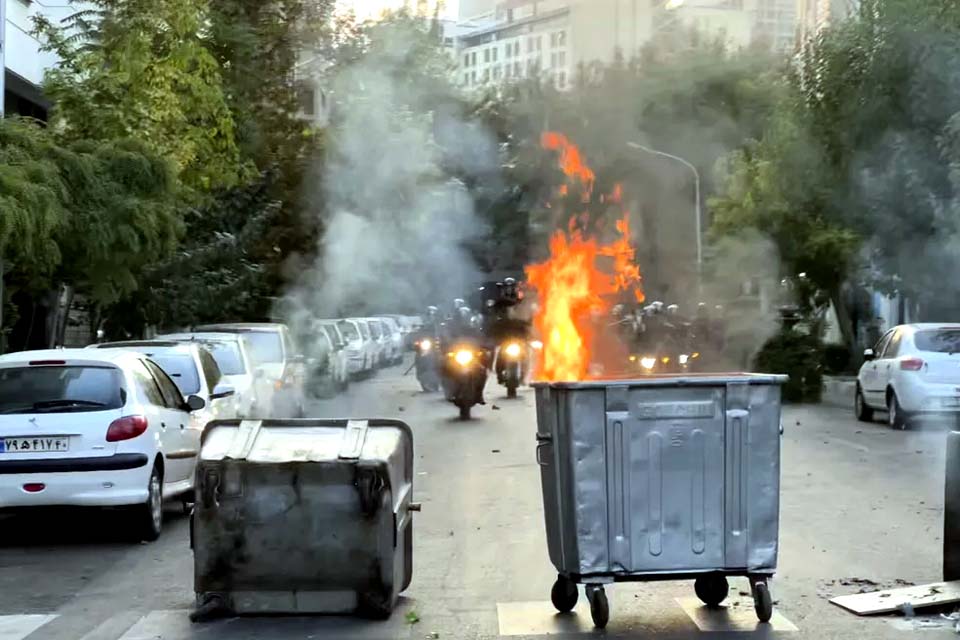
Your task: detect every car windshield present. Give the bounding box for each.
[202,341,246,375]
[338,321,360,341]
[244,331,284,365]
[147,354,201,395]
[914,329,960,354]
[0,366,124,414]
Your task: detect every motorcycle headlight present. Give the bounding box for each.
[530,340,543,350]
[454,350,474,366]
[420,338,432,352]
[504,342,522,358]
[679,354,689,365]
[640,357,656,371]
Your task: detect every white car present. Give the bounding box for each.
[157,332,260,418]
[856,323,960,429]
[362,318,390,367]
[338,319,375,378]
[89,341,237,424]
[0,349,206,540]
[193,323,306,418]
[317,322,350,390]
[378,317,405,365]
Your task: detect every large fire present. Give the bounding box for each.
[525,132,645,382]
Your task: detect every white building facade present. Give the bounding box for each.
[2,0,80,118]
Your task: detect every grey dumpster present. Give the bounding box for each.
[191,419,417,620]
[534,374,787,628]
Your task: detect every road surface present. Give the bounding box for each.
[0,362,954,639]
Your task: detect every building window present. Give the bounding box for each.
[514,42,521,56]
[484,48,490,63]
[527,37,534,53]
[464,73,470,85]
[471,52,477,65]
[559,71,567,88]
[558,30,567,46]
[493,47,498,62]
[514,61,522,76]
[505,66,512,79]
[494,65,501,80]
[483,69,490,82]
[505,43,512,59]
[559,51,566,66]
[472,70,477,83]
[464,54,470,67]
[550,52,558,68]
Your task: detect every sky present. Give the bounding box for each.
[339,0,459,21]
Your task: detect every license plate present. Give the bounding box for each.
[0,437,70,453]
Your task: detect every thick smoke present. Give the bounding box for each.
[284,18,496,335]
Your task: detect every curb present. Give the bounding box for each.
[822,376,856,409]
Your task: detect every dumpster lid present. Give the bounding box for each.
[199,418,412,464]
[531,373,788,390]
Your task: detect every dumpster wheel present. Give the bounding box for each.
[752,580,773,623]
[694,573,729,607]
[586,586,609,629]
[550,575,578,613]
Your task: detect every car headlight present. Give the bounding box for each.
[640,357,656,371]
[504,342,522,358]
[679,354,689,365]
[454,350,474,366]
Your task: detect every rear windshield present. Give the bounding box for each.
[0,366,124,414]
[148,354,201,395]
[338,321,360,341]
[203,341,245,375]
[915,329,960,354]
[245,332,284,365]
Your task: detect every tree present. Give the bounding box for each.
[34,0,245,194]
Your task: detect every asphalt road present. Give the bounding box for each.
[0,361,956,639]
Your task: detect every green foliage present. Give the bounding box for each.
[754,328,824,403]
[34,0,245,193]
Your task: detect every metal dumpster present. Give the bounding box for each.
[190,419,417,620]
[534,374,787,628]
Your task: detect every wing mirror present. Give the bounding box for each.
[185,395,206,412]
[210,383,236,400]
[863,348,876,362]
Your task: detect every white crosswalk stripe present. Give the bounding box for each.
[0,615,57,640]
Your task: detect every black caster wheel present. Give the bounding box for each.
[586,586,609,629]
[694,573,729,607]
[753,580,773,623]
[550,575,578,613]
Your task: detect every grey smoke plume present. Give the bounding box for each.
[285,17,494,325]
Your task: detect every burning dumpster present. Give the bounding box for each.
[534,374,786,628]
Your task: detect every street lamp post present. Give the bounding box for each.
[627,142,702,292]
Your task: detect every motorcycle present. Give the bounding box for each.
[496,338,532,398]
[413,336,441,392]
[440,342,488,420]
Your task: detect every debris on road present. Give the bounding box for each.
[399,406,405,412]
[492,404,501,410]
[831,580,960,616]
[491,449,500,453]
[426,632,440,639]
[406,611,421,624]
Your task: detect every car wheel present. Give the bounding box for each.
[888,392,907,430]
[132,463,163,542]
[855,386,874,422]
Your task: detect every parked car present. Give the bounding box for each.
[378,317,405,365]
[301,321,348,397]
[156,332,259,418]
[856,323,960,429]
[362,318,389,367]
[0,349,207,540]
[89,341,236,425]
[193,323,306,418]
[337,319,374,378]
[317,321,350,391]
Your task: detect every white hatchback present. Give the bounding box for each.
[856,323,960,429]
[0,349,206,540]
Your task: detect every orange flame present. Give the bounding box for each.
[526,132,645,382]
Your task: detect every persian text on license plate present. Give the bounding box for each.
[0,437,69,453]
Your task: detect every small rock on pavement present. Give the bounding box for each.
[399,407,405,412]
[491,449,501,453]
[492,405,501,410]
[427,633,440,640]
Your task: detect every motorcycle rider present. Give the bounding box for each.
[441,305,489,404]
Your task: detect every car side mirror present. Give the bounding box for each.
[210,383,235,400]
[863,348,876,361]
[186,395,206,411]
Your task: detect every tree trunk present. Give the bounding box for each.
[829,285,858,366]
[56,286,74,347]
